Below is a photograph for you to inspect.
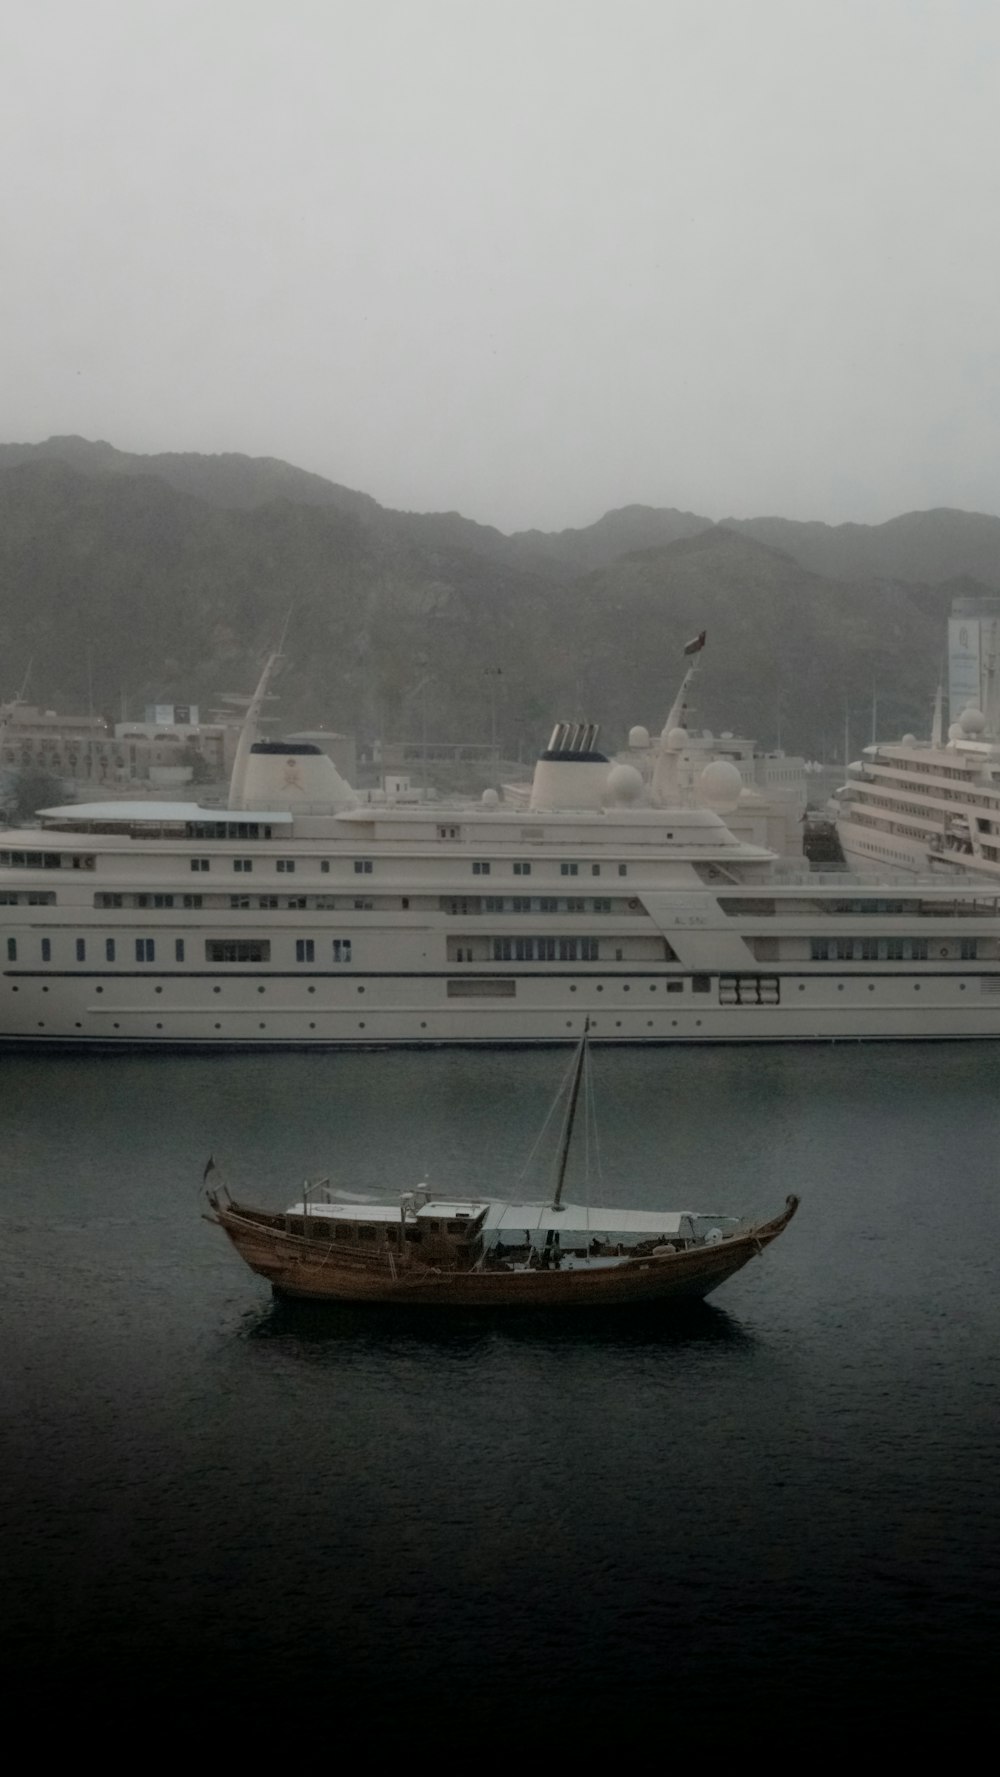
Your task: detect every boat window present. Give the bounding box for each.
[136,939,156,963]
[6,938,15,962]
[310,1219,331,1239]
[276,859,296,873]
[206,940,271,963]
[190,858,210,872]
[447,1222,466,1234]
[334,1223,353,1240]
[106,939,116,962]
[472,860,491,875]
[513,861,532,875]
[76,939,86,962]
[295,940,315,962]
[691,975,711,993]
[358,1225,376,1242]
[560,862,579,876]
[447,979,516,997]
[332,940,352,963]
[354,859,373,875]
[233,858,253,873]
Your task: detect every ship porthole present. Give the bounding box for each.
[359,1020,365,1028]
[215,1022,221,1029]
[308,986,316,994]
[156,1023,162,1030]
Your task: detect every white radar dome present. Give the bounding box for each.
[948,722,964,741]
[606,763,643,804]
[666,726,688,752]
[961,707,986,735]
[481,787,500,807]
[698,759,743,813]
[901,733,917,747]
[628,724,651,749]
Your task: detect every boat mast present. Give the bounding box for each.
[552,1019,590,1211]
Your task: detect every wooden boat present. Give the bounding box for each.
[206,1027,798,1308]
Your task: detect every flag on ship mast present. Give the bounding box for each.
[684,630,707,656]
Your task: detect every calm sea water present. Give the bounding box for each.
[2,1042,999,1733]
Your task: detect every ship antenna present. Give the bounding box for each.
[551,1019,590,1211]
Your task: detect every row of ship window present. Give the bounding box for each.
[5,937,352,965]
[809,938,978,960]
[2,853,631,879]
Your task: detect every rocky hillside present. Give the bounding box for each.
[0,438,991,758]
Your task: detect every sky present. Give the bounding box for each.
[2,0,999,532]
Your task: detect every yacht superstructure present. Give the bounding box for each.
[837,699,1000,883]
[5,652,1000,1047]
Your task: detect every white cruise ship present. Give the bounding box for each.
[837,698,1000,882]
[5,657,1000,1048]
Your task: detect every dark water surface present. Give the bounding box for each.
[2,1043,998,1732]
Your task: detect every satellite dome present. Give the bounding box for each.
[901,733,917,747]
[961,707,986,735]
[628,724,650,749]
[948,722,964,741]
[606,763,643,804]
[698,759,743,812]
[481,787,500,807]
[666,726,688,752]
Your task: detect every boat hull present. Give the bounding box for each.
[209,1197,798,1308]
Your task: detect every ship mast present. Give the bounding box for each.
[227,617,290,810]
[552,1019,590,1211]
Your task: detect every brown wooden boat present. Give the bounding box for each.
[206,1025,799,1308]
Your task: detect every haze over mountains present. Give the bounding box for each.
[1,435,998,762]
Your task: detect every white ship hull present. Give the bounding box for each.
[5,965,1000,1046]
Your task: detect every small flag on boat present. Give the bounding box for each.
[203,1156,216,1182]
[684,630,707,656]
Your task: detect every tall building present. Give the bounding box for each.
[948,596,1000,723]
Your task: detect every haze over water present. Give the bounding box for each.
[3,1040,998,1732]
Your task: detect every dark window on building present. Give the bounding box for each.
[472,861,491,876]
[41,938,51,962]
[233,858,253,873]
[135,939,156,963]
[296,939,315,963]
[277,859,296,873]
[354,859,373,875]
[76,939,86,961]
[191,858,209,872]
[175,939,185,962]
[618,864,628,877]
[513,861,531,876]
[6,938,15,962]
[332,940,353,963]
[560,863,579,877]
[105,939,116,962]
[183,894,203,909]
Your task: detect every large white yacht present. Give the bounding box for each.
[837,690,1000,883]
[4,652,1000,1048]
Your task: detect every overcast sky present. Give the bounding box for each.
[2,0,998,531]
